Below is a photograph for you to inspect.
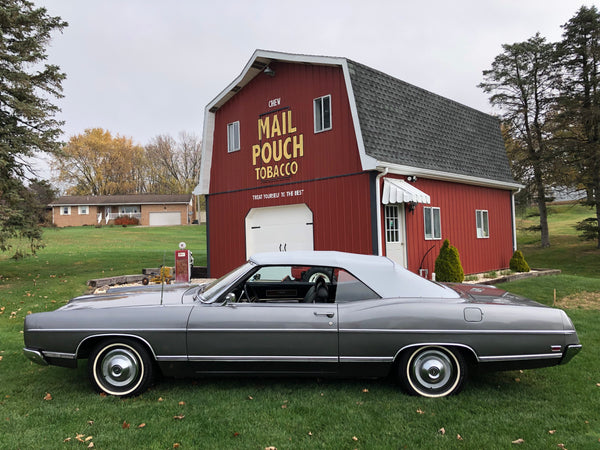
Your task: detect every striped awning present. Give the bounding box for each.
[382,178,430,205]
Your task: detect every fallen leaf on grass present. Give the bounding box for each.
[43,393,52,401]
[87,443,94,448]
[265,447,277,450]
[281,404,287,409]
[457,434,463,441]
[138,423,146,428]
[87,420,94,426]
[438,427,445,435]
[549,430,556,435]
[63,438,71,442]
[512,438,524,444]
[362,388,369,393]
[352,436,358,441]
[173,415,185,420]
[122,421,130,429]
[85,436,93,442]
[173,444,180,449]
[0,356,3,361]
[557,445,567,449]
[158,397,164,402]
[233,432,239,437]
[308,431,313,436]
[178,401,185,406]
[596,383,600,387]
[416,409,425,415]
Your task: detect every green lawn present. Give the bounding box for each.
[1,221,599,449]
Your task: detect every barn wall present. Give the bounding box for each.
[396,177,514,276]
[207,172,373,277]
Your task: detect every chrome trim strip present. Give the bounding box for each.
[29,328,185,333]
[339,328,573,335]
[156,355,188,362]
[187,328,337,333]
[340,356,393,363]
[43,351,76,360]
[479,353,562,362]
[187,355,338,363]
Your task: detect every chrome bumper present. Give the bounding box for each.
[560,344,582,365]
[23,348,49,366]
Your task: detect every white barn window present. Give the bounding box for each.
[227,121,240,153]
[476,210,489,238]
[424,206,441,240]
[314,95,332,133]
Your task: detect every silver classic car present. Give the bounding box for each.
[23,251,581,398]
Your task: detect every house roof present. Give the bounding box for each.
[195,50,519,195]
[50,194,192,207]
[346,60,516,186]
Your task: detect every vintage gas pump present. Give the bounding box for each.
[175,242,193,283]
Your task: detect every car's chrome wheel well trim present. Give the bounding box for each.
[393,343,478,364]
[76,334,158,361]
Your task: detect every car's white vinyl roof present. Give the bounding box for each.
[249,251,459,299]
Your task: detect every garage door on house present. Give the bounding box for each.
[245,204,314,258]
[149,212,181,226]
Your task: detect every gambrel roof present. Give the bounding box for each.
[195,50,519,195]
[346,60,515,185]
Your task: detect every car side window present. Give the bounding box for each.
[333,269,380,303]
[226,265,336,304]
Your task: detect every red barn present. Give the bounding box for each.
[195,50,521,278]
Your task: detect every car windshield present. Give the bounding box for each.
[195,262,254,303]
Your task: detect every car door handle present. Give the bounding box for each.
[314,311,335,318]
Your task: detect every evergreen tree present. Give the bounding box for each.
[479,34,560,248]
[0,0,66,255]
[557,6,600,248]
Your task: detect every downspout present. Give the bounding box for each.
[511,188,521,252]
[375,167,388,256]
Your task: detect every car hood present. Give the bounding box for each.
[59,284,196,310]
[447,283,548,308]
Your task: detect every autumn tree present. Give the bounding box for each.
[144,132,201,194]
[52,128,145,195]
[479,34,560,247]
[556,6,600,248]
[0,0,66,256]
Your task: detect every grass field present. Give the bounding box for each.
[1,218,599,449]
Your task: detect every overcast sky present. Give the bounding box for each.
[32,0,597,177]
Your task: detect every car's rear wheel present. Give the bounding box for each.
[88,338,153,397]
[398,346,466,398]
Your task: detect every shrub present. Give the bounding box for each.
[114,216,139,226]
[434,239,464,282]
[575,217,599,242]
[509,250,530,272]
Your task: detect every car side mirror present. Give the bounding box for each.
[224,292,236,304]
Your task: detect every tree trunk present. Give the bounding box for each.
[534,168,551,248]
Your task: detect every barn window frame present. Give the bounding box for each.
[476,209,489,238]
[227,121,240,153]
[424,206,441,240]
[314,94,332,133]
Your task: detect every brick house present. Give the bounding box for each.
[50,194,194,227]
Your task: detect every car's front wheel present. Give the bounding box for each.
[88,338,154,397]
[398,345,466,398]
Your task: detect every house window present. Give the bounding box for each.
[314,95,332,133]
[60,206,71,216]
[424,207,441,240]
[385,205,399,242]
[227,121,240,153]
[78,206,89,215]
[476,210,489,238]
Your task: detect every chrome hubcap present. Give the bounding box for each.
[412,349,453,390]
[101,348,139,388]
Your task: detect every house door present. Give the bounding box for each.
[245,204,314,258]
[384,205,407,267]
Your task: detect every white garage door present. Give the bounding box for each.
[149,212,181,226]
[245,204,313,258]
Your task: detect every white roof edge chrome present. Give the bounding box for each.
[378,161,524,191]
